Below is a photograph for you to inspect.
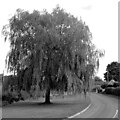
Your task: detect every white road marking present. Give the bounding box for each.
[68,103,91,119]
[113,109,118,118]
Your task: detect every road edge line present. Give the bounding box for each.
[113,109,118,118]
[68,103,92,119]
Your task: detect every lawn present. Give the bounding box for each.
[2,93,90,118]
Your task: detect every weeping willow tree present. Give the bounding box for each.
[2,6,104,103]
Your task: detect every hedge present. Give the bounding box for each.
[104,87,120,96]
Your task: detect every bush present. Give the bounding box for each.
[104,87,114,94]
[20,90,30,100]
[98,88,103,93]
[91,88,96,92]
[2,92,14,104]
[2,91,24,106]
[113,82,120,87]
[104,87,120,96]
[101,84,108,89]
[112,87,120,96]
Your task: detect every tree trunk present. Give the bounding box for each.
[44,51,51,104]
[45,87,51,104]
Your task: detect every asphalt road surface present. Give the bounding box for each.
[68,93,118,118]
[0,84,2,119]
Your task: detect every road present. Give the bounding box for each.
[68,93,118,118]
[1,90,119,119]
[0,84,2,119]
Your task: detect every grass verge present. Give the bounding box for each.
[2,93,90,118]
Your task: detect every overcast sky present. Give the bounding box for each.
[0,0,118,79]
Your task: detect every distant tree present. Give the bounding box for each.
[104,61,120,82]
[2,6,104,103]
[94,76,103,82]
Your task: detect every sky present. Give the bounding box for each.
[0,0,118,79]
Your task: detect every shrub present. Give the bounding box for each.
[98,88,103,93]
[101,84,108,89]
[104,87,120,96]
[112,87,120,96]
[113,82,120,87]
[2,92,14,104]
[2,91,24,106]
[104,87,114,94]
[91,88,96,92]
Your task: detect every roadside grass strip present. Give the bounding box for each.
[2,94,91,118]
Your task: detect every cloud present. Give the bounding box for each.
[82,5,92,10]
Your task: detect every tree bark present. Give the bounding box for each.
[44,50,51,104]
[45,87,51,104]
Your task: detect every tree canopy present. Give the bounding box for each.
[2,6,104,103]
[104,61,120,82]
[94,76,103,82]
